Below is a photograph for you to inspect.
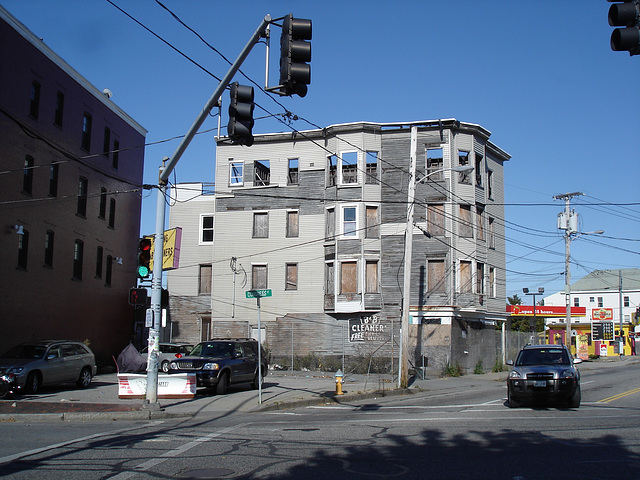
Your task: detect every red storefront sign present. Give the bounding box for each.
[506,305,586,317]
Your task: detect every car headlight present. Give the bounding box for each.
[203,362,219,371]
[509,370,522,379]
[560,369,575,378]
[7,367,24,375]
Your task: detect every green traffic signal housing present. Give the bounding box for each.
[228,82,255,146]
[608,1,640,55]
[279,14,312,97]
[137,237,152,278]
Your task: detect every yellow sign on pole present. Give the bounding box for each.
[148,227,182,272]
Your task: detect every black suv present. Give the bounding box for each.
[506,344,582,408]
[169,338,267,394]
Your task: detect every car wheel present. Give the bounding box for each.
[251,372,260,390]
[161,361,170,373]
[568,385,581,408]
[77,367,92,388]
[216,372,229,395]
[507,390,520,408]
[25,372,40,394]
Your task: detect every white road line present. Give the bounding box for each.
[108,423,247,480]
[0,421,165,466]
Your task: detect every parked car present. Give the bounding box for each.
[506,344,582,408]
[0,340,97,394]
[169,338,267,394]
[139,343,193,373]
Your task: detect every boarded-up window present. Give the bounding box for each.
[325,262,334,295]
[285,263,298,290]
[427,204,445,236]
[460,261,472,293]
[428,259,446,292]
[286,211,299,238]
[252,265,267,289]
[365,206,379,238]
[341,261,357,294]
[325,208,335,240]
[459,205,473,238]
[365,260,379,293]
[253,212,268,238]
[199,264,212,294]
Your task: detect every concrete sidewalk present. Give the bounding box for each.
[0,356,634,422]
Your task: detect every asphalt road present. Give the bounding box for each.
[1,360,639,479]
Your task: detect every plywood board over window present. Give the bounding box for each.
[365,260,379,293]
[285,263,298,290]
[341,261,357,294]
[428,259,446,292]
[460,260,472,293]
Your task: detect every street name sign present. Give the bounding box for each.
[246,289,272,298]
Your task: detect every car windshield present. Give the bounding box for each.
[516,349,570,366]
[2,344,47,359]
[193,342,234,358]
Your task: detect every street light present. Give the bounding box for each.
[398,126,475,388]
[523,287,544,344]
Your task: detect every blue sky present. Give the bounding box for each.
[3,0,639,301]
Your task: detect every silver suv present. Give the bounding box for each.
[0,340,97,393]
[507,344,582,408]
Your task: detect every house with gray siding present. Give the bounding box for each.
[168,120,510,372]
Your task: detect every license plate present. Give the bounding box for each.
[533,380,546,387]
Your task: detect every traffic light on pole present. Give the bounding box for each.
[228,82,255,147]
[279,14,312,97]
[608,1,640,55]
[137,237,152,278]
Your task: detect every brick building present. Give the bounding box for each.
[0,6,147,365]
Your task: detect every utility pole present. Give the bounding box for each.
[398,126,418,389]
[145,15,272,404]
[554,192,583,354]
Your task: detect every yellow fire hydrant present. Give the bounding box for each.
[335,369,344,395]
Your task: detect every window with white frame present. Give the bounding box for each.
[365,151,379,184]
[229,160,243,186]
[200,214,214,243]
[489,267,496,297]
[426,148,444,180]
[252,211,269,238]
[475,152,483,186]
[365,205,379,238]
[459,205,473,238]
[476,204,485,241]
[458,151,471,184]
[340,151,358,184]
[285,263,298,290]
[428,259,446,293]
[340,261,358,294]
[365,260,379,293]
[252,264,268,289]
[342,205,358,237]
[286,210,299,238]
[460,261,472,293]
[574,297,580,307]
[488,217,495,249]
[427,203,445,236]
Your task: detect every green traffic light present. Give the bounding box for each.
[137,265,150,278]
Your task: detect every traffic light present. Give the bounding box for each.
[137,237,152,278]
[128,287,148,306]
[608,1,640,55]
[228,82,255,146]
[279,14,312,97]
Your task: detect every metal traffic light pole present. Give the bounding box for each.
[145,15,272,404]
